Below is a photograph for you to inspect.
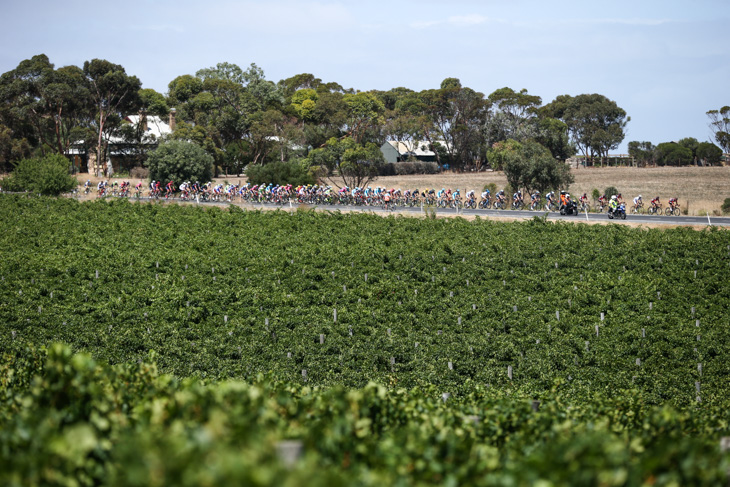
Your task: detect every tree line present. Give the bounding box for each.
[1,54,726,188]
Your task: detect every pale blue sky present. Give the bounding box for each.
[2,0,728,153]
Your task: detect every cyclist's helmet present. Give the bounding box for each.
[611,195,617,200]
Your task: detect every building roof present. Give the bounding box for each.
[124,115,172,140]
[385,140,437,157]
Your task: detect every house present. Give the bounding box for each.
[71,109,176,175]
[380,140,438,163]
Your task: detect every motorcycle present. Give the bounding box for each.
[559,200,578,216]
[607,203,627,220]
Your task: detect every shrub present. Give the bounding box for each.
[591,188,600,201]
[721,198,730,215]
[245,160,316,186]
[146,140,213,183]
[1,154,77,195]
[604,186,620,199]
[483,183,498,194]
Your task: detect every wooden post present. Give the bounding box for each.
[319,334,324,344]
[302,369,307,380]
[556,310,560,321]
[276,440,303,469]
[595,325,599,336]
[333,308,337,323]
[636,358,641,366]
[448,361,453,370]
[508,365,513,380]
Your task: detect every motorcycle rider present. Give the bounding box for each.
[608,194,619,216]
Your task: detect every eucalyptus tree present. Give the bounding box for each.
[542,94,629,166]
[83,59,142,175]
[706,106,729,154]
[0,54,92,159]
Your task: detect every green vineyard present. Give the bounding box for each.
[1,195,729,485]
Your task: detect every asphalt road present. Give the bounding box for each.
[238,201,730,227]
[69,193,728,227]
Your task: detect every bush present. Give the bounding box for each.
[130,167,150,180]
[245,160,316,186]
[146,140,213,183]
[604,186,620,199]
[483,183,498,194]
[721,198,730,215]
[1,154,77,195]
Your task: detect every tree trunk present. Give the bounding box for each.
[96,110,105,177]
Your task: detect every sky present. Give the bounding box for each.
[1,0,728,153]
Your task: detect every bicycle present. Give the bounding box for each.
[631,202,645,214]
[665,204,681,216]
[493,199,506,210]
[478,197,492,209]
[579,200,591,213]
[511,199,524,210]
[648,204,663,215]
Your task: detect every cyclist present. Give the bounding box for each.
[165,180,175,197]
[579,192,589,208]
[650,196,660,212]
[668,197,679,213]
[530,190,541,209]
[513,190,523,208]
[633,194,643,208]
[480,188,490,205]
[84,180,91,193]
[496,189,506,205]
[545,191,556,210]
[465,189,475,207]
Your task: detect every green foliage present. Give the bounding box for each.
[306,137,383,189]
[542,94,629,164]
[2,176,730,484]
[246,160,316,186]
[706,105,730,154]
[146,140,214,183]
[604,186,620,198]
[628,141,656,166]
[655,142,693,166]
[489,139,573,193]
[1,154,77,195]
[696,142,723,165]
[721,197,730,214]
[591,188,600,201]
[483,182,498,194]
